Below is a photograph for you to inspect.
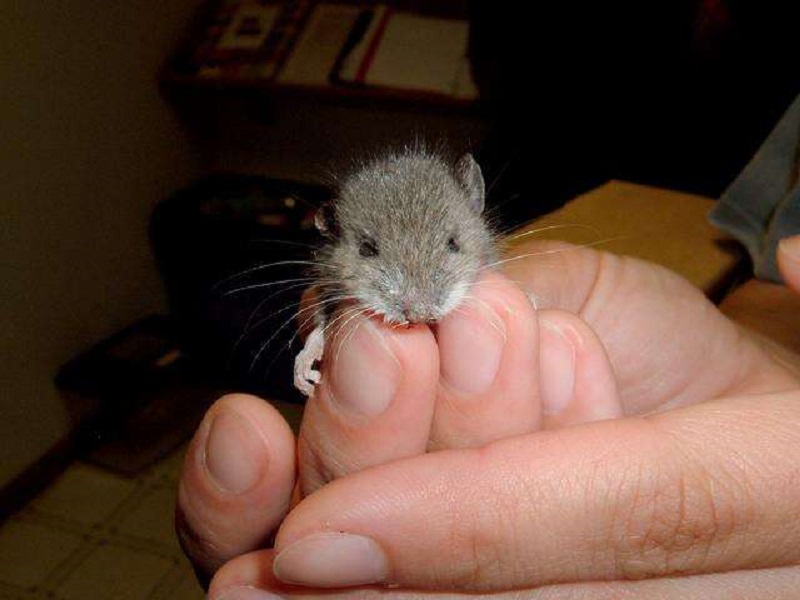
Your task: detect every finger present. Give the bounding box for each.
[207,550,287,600]
[298,310,439,495]
[210,553,800,600]
[271,391,800,590]
[176,394,296,586]
[538,309,623,429]
[502,240,791,411]
[500,240,603,313]
[778,235,800,294]
[431,271,540,449]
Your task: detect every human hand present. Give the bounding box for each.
[178,263,619,585]
[210,385,800,598]
[719,235,800,358]
[778,235,800,294]
[179,241,800,597]
[289,239,796,495]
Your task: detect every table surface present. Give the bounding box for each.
[506,180,745,298]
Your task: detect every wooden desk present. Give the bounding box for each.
[506,181,745,298]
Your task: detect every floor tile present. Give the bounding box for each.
[55,543,174,600]
[31,464,137,526]
[0,585,28,600]
[0,519,83,589]
[158,563,204,600]
[146,444,189,485]
[115,485,179,550]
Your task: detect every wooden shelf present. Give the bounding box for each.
[161,0,479,113]
[161,72,479,112]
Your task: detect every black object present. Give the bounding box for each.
[56,316,186,401]
[150,174,331,402]
[468,0,800,227]
[55,315,219,474]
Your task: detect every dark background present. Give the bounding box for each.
[469,0,800,223]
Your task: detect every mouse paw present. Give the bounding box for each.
[294,325,325,397]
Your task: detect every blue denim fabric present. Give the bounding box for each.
[709,94,800,282]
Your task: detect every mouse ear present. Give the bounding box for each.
[314,202,339,238]
[455,153,486,214]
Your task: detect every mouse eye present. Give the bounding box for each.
[359,237,379,258]
[447,236,460,253]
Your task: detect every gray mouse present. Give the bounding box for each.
[294,149,497,396]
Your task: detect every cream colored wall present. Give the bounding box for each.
[0,1,486,488]
[1,1,202,486]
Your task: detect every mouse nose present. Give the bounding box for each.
[400,301,432,324]
[400,301,414,322]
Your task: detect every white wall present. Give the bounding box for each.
[0,1,202,486]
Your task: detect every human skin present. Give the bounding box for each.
[176,237,800,598]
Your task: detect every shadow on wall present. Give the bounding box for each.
[1,0,203,489]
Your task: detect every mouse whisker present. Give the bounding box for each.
[502,223,604,243]
[460,295,507,342]
[322,303,363,339]
[465,278,516,290]
[248,238,319,250]
[240,278,342,324]
[265,298,354,372]
[213,260,335,290]
[260,293,361,378]
[327,304,370,353]
[481,236,627,271]
[220,277,319,297]
[333,307,373,366]
[257,308,321,375]
[484,154,516,197]
[246,293,353,372]
[235,279,331,353]
[337,314,372,364]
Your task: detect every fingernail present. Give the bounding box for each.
[204,411,267,495]
[273,533,389,588]
[330,317,400,416]
[214,586,284,600]
[539,319,577,415]
[779,236,800,261]
[439,302,505,396]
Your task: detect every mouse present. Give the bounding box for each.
[294,149,498,396]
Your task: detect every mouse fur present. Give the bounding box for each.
[315,149,497,324]
[294,149,497,395]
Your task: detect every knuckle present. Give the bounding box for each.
[607,449,752,579]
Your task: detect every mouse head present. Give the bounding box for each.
[316,152,495,324]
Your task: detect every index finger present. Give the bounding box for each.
[270,390,800,590]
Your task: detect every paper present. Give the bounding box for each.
[453,56,479,100]
[365,13,470,95]
[278,4,361,85]
[336,5,391,83]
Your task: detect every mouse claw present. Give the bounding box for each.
[294,324,325,397]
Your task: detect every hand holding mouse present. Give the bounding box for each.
[178,237,800,598]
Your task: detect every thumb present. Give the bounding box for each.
[777,235,800,294]
[269,392,800,591]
